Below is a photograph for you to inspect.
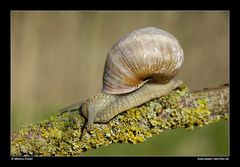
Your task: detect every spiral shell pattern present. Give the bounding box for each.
[102,27,184,94]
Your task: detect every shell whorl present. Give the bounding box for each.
[102,27,184,95]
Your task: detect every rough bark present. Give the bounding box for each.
[11,83,229,156]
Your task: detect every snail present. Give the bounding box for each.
[60,27,184,135]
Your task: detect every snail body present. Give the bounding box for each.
[61,27,184,131]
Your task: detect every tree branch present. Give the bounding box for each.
[11,83,229,156]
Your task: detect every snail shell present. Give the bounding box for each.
[102,27,184,94]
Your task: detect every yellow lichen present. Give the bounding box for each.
[11,84,228,156]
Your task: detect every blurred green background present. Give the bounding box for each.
[11,11,229,156]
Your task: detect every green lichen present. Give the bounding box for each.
[11,84,228,156]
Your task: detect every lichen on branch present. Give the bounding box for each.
[11,84,229,156]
